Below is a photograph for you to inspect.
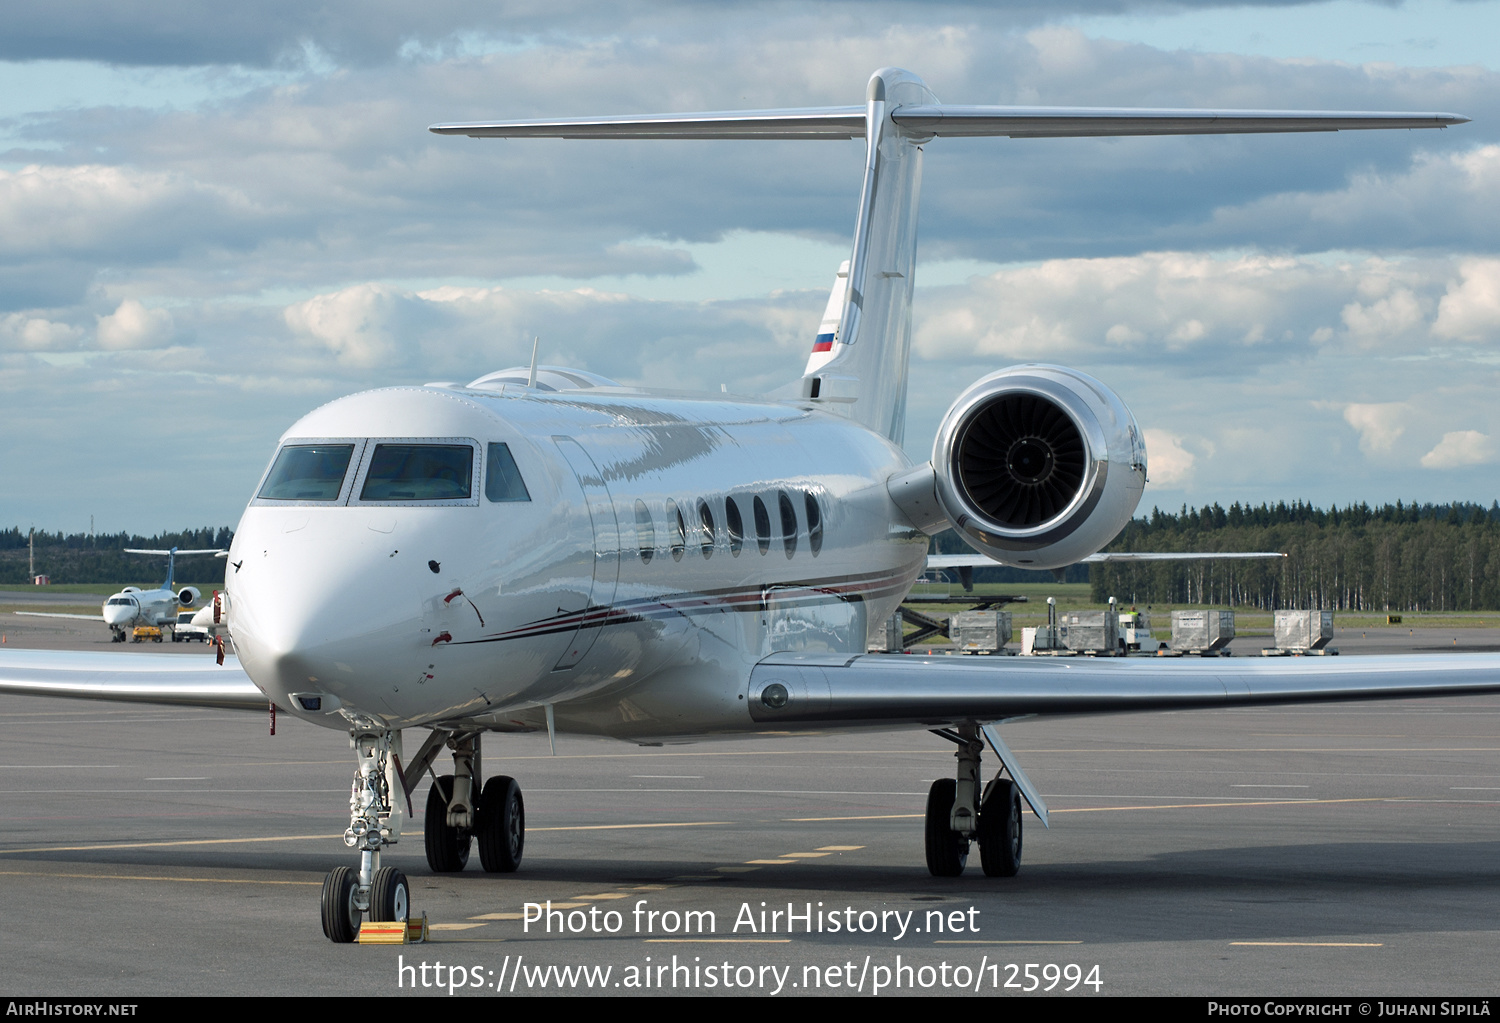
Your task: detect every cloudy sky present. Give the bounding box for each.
[3,0,1499,535]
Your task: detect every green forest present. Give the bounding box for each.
[1083,501,1500,611]
[0,526,234,586]
[8,498,1500,610]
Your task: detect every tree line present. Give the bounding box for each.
[1086,501,1500,611]
[0,527,234,586]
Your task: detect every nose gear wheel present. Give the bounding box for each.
[320,866,360,943]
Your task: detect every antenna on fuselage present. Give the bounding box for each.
[527,336,540,389]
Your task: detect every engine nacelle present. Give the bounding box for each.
[928,365,1147,570]
[177,586,202,607]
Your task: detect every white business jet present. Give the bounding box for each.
[2,69,1495,944]
[15,547,223,642]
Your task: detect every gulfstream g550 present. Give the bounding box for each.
[1,69,1493,943]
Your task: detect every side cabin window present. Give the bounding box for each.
[697,500,715,560]
[635,500,655,564]
[725,497,744,557]
[258,444,355,501]
[666,499,686,562]
[360,444,472,501]
[778,490,798,560]
[805,491,823,557]
[485,443,531,502]
[753,496,771,556]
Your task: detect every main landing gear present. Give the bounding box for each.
[320,727,412,943]
[412,730,526,875]
[925,722,1023,879]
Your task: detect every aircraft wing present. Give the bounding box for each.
[432,106,1464,141]
[0,650,266,711]
[924,551,1286,570]
[747,651,1500,727]
[13,611,105,622]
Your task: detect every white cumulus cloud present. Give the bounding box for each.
[95,299,174,350]
[1432,258,1500,343]
[1142,428,1194,487]
[0,313,82,351]
[1342,402,1409,455]
[1420,430,1497,469]
[284,284,405,368]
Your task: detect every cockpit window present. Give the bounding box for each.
[360,444,473,501]
[258,444,355,501]
[485,443,531,503]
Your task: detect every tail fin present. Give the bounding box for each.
[798,69,934,447]
[432,70,1464,448]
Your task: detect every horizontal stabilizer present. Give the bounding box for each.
[890,105,1467,138]
[123,548,225,556]
[431,107,865,140]
[433,106,1465,142]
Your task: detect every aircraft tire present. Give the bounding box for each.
[424,776,470,872]
[370,866,409,923]
[477,775,524,873]
[321,866,360,943]
[924,778,968,877]
[978,778,1022,877]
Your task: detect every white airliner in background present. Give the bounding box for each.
[2,69,1496,943]
[14,547,222,641]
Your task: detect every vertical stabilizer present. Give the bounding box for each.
[800,68,936,447]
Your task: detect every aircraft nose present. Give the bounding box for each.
[227,513,432,712]
[102,603,131,626]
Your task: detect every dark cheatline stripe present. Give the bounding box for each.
[455,565,917,646]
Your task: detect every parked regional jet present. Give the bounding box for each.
[15,547,223,641]
[1,70,1495,944]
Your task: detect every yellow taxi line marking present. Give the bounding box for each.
[0,833,338,854]
[784,814,923,822]
[0,868,319,886]
[780,852,830,858]
[532,821,731,832]
[469,913,525,921]
[1231,942,1382,947]
[430,923,489,931]
[569,892,631,900]
[646,938,791,943]
[816,845,865,851]
[745,859,796,865]
[1053,797,1405,813]
[935,940,1083,945]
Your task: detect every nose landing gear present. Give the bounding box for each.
[321,727,410,943]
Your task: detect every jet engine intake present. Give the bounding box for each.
[928,365,1146,570]
[178,586,202,607]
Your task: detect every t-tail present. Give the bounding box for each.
[123,547,226,602]
[432,70,1464,452]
